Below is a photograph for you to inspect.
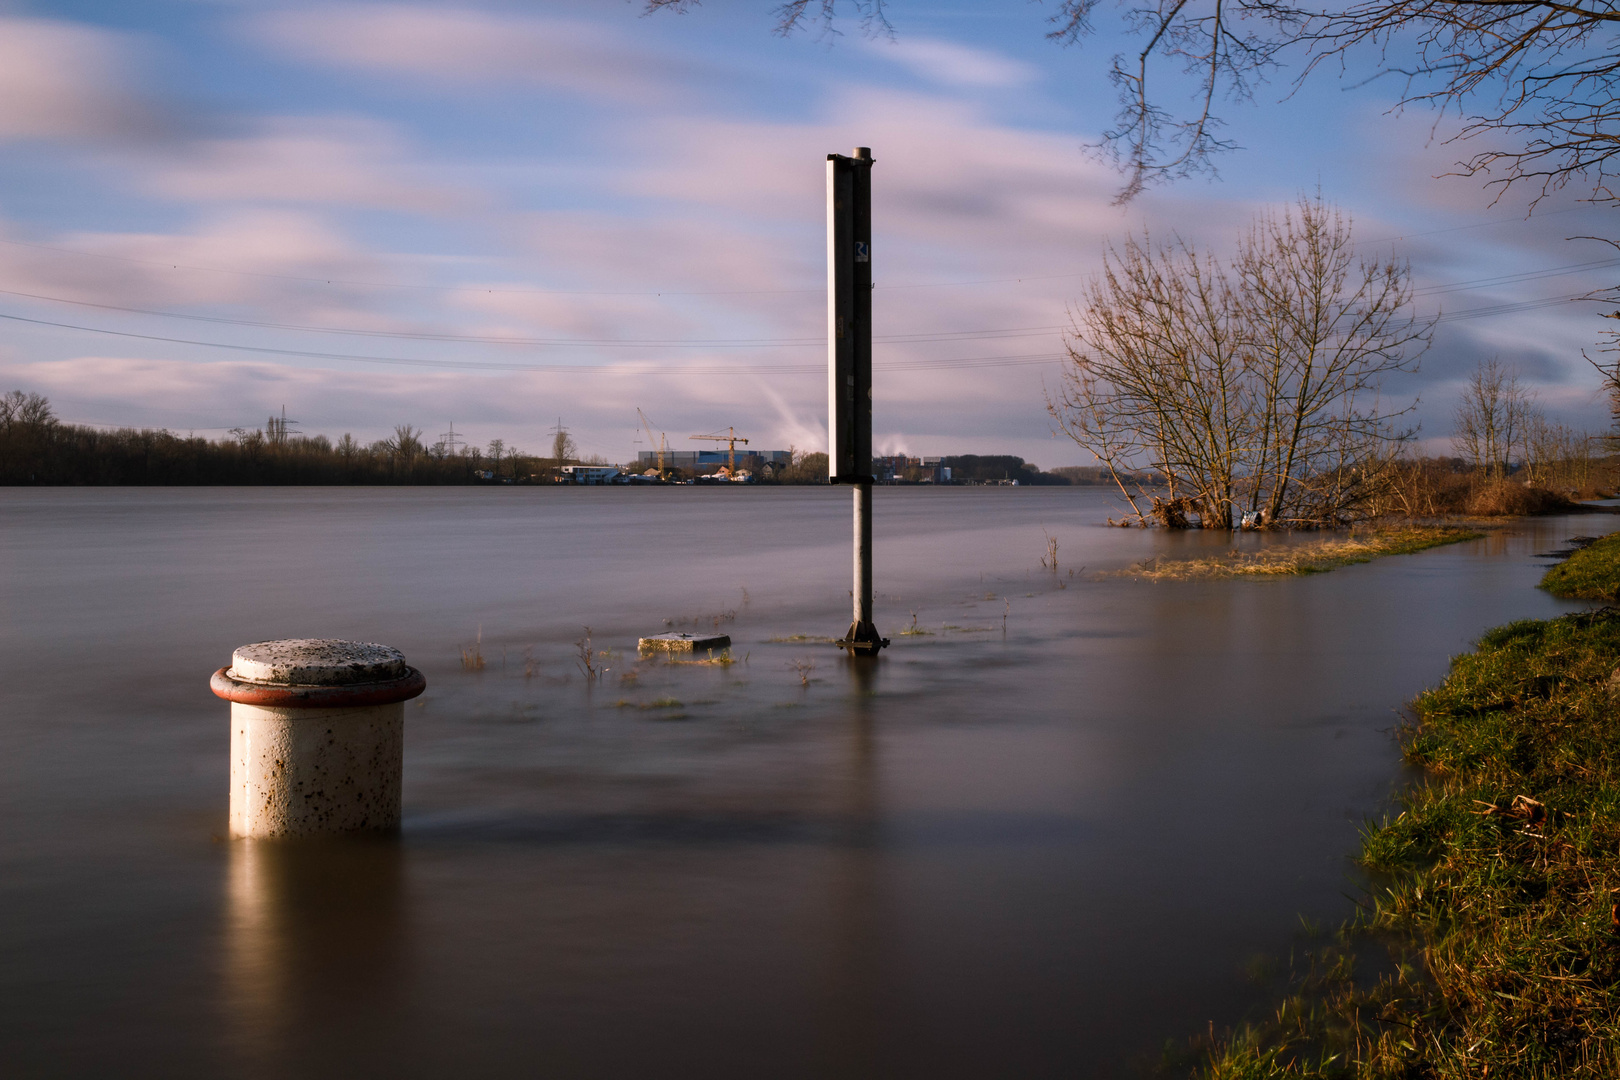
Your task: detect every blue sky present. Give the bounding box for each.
[0,0,1615,466]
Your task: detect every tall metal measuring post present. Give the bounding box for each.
[828,147,888,656]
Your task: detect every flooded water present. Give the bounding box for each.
[0,486,1609,1078]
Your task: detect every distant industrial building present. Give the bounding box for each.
[873,455,949,483]
[636,449,792,472]
[557,465,622,484]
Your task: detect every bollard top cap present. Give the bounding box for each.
[229,639,407,686]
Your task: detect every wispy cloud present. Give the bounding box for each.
[139,117,477,212]
[861,38,1038,89]
[0,211,395,316]
[0,16,161,142]
[248,3,696,100]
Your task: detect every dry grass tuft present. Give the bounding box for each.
[460,627,486,671]
[1465,480,1577,517]
[668,648,735,667]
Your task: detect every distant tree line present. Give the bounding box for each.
[0,393,1084,487]
[0,394,579,485]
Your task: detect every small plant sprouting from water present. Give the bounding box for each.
[461,626,486,671]
[899,610,931,636]
[789,658,816,686]
[1041,531,1058,572]
[522,645,539,679]
[1003,600,1009,636]
[574,627,597,681]
[740,585,751,606]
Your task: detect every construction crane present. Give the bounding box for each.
[690,427,749,475]
[637,408,669,477]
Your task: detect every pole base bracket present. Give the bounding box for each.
[834,621,889,656]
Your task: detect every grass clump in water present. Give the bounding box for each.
[1541,533,1620,600]
[668,648,736,667]
[1195,607,1620,1078]
[1119,525,1482,581]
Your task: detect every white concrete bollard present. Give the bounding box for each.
[210,639,425,839]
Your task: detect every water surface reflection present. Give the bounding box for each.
[225,839,407,1075]
[0,488,1611,1077]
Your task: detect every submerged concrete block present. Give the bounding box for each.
[211,639,425,839]
[638,631,731,653]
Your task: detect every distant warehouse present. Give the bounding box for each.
[637,450,793,473]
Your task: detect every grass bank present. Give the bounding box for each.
[1542,532,1620,600]
[1118,525,1484,581]
[1198,608,1620,1078]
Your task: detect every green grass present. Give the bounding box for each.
[1119,525,1484,581]
[1541,532,1620,599]
[1195,608,1620,1078]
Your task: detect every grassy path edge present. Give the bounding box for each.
[1542,531,1620,599]
[1195,608,1620,1078]
[1117,525,1484,581]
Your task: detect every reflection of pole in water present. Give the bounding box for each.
[223,838,408,1073]
[814,657,885,1074]
[225,839,289,1060]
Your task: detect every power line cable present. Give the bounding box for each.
[0,309,1063,374]
[1,206,1591,297]
[3,248,1616,348]
[0,286,1066,347]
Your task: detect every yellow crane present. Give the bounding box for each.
[636,408,669,478]
[690,427,750,475]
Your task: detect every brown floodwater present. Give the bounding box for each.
[0,486,1609,1078]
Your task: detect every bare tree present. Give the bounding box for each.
[0,390,54,428]
[1050,195,1427,527]
[389,424,423,465]
[653,0,1620,206]
[1285,0,1620,207]
[646,0,893,36]
[552,425,577,464]
[1235,198,1429,522]
[1522,409,1596,491]
[1094,0,1620,205]
[1052,232,1249,526]
[1452,357,1535,479]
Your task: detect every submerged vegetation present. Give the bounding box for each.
[1198,609,1620,1077]
[1542,533,1620,600]
[1117,525,1482,580]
